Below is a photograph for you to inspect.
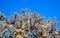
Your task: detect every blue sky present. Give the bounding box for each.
[0,0,60,30]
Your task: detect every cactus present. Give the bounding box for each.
[0,8,58,38]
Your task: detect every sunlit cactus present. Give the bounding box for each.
[0,8,58,38]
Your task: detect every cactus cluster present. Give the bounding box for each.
[0,8,57,38]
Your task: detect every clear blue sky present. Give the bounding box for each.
[0,0,60,30]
